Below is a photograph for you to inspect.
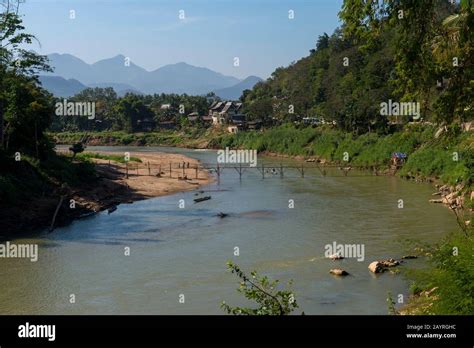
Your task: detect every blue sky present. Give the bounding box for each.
[20,0,343,79]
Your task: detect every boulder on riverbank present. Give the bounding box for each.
[430,184,471,211]
[429,198,443,203]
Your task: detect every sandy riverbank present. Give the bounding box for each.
[89,151,212,200]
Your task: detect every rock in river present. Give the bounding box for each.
[379,258,400,267]
[329,268,349,276]
[401,255,418,260]
[368,261,385,273]
[368,258,400,273]
[327,253,344,260]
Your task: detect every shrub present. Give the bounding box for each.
[406,231,474,315]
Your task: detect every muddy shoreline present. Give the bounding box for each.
[0,150,211,240]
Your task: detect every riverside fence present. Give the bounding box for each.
[108,161,385,180]
[56,150,386,180]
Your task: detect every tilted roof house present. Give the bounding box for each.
[208,100,246,127]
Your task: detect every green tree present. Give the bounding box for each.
[3,74,53,158]
[114,94,153,132]
[431,0,474,123]
[246,99,273,124]
[316,32,330,50]
[1,0,52,151]
[74,87,117,130]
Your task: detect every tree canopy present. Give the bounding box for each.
[0,0,53,158]
[242,0,473,133]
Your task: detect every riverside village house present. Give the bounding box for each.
[208,101,247,133]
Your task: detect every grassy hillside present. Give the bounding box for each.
[214,124,473,186]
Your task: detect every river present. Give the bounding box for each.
[0,146,457,314]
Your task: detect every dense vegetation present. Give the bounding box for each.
[402,232,474,315]
[242,0,473,132]
[214,123,473,185]
[50,88,215,133]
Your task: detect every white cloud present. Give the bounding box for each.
[153,16,205,32]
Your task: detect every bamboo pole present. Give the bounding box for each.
[49,195,65,232]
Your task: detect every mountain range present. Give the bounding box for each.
[40,53,262,99]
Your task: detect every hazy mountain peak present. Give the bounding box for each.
[213,75,263,100]
[244,75,262,81]
[39,75,86,97]
[159,61,204,71]
[93,54,130,66]
[48,53,88,64]
[44,53,246,96]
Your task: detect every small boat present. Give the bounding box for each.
[194,196,211,203]
[217,212,228,218]
[107,205,117,214]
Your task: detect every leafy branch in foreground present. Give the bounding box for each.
[387,292,398,315]
[221,261,299,315]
